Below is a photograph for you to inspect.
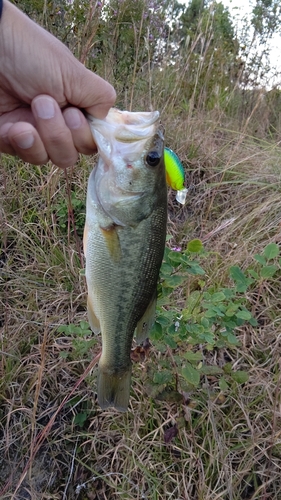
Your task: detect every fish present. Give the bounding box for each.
[84,108,167,412]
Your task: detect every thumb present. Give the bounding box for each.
[63,58,116,119]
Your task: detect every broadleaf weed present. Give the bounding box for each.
[148,240,281,397]
[54,190,86,238]
[57,321,97,361]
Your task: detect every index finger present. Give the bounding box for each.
[64,65,116,119]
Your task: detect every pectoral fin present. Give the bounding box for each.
[135,292,157,344]
[100,224,121,262]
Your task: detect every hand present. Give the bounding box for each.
[0,0,116,167]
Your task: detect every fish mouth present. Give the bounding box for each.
[87,108,160,162]
[87,108,160,133]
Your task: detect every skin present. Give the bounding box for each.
[0,0,116,167]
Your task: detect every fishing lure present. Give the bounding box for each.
[164,147,188,204]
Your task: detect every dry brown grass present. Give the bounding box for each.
[1,112,281,499]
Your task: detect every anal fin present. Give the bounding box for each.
[83,222,88,255]
[87,296,101,334]
[135,292,157,344]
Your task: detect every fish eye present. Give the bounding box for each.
[146,151,161,167]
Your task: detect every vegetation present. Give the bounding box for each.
[1,0,281,498]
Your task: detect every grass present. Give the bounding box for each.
[1,112,281,499]
[3,1,281,495]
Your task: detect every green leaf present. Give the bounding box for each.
[158,287,173,300]
[199,365,223,375]
[260,265,278,279]
[167,323,179,335]
[249,317,258,327]
[226,332,239,345]
[263,243,279,260]
[167,251,183,265]
[185,290,201,308]
[182,363,200,387]
[225,303,240,316]
[211,292,226,303]
[183,351,203,362]
[150,322,163,341]
[220,330,228,337]
[164,247,172,261]
[201,332,215,344]
[248,268,259,280]
[79,321,91,333]
[186,239,203,253]
[186,262,205,275]
[229,266,246,282]
[231,370,249,384]
[153,371,173,385]
[222,288,235,299]
[236,309,252,320]
[186,323,205,335]
[160,263,174,276]
[59,351,69,359]
[224,319,237,329]
[219,378,229,391]
[74,412,88,427]
[57,325,67,333]
[57,323,77,335]
[201,317,210,328]
[156,315,172,327]
[236,317,245,327]
[203,305,225,317]
[163,275,186,288]
[254,254,267,266]
[165,335,178,349]
[223,362,233,374]
[204,308,218,318]
[229,266,253,292]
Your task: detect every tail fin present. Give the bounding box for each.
[97,365,132,412]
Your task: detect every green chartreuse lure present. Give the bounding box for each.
[164,147,188,204]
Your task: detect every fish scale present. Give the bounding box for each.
[87,211,166,366]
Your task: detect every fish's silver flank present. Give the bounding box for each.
[84,108,167,411]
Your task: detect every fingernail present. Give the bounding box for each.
[64,108,83,130]
[33,96,55,119]
[14,132,35,149]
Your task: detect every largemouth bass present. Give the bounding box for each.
[84,108,167,412]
